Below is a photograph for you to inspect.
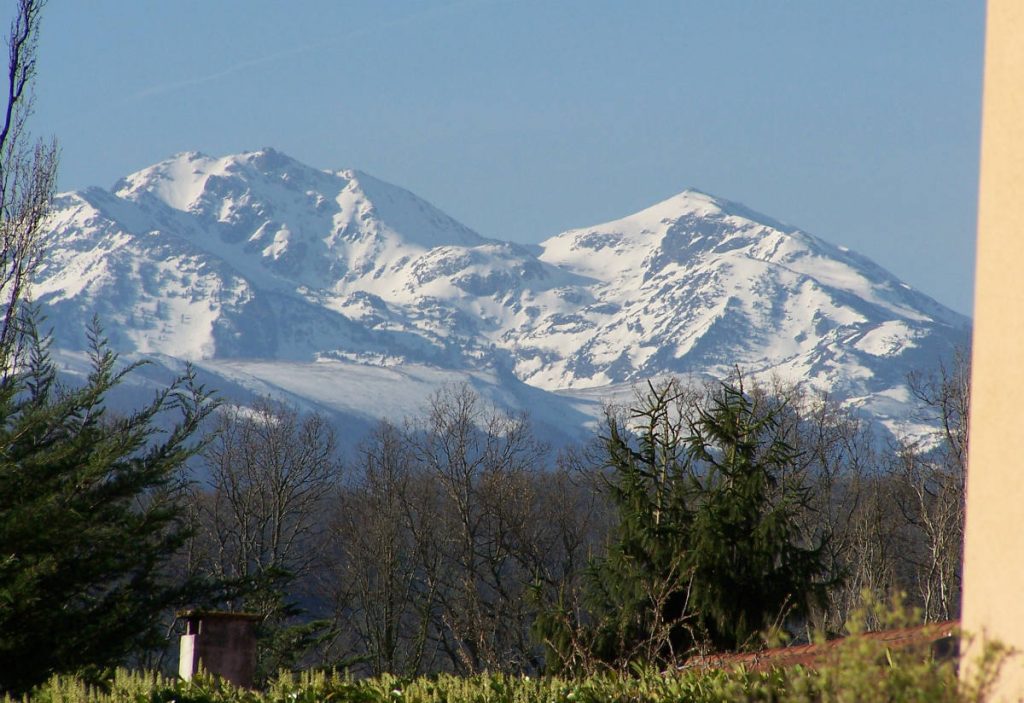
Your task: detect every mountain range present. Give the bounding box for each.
[34,148,970,445]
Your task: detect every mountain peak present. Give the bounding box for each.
[66,149,496,303]
[622,188,723,226]
[112,149,328,211]
[536,188,733,282]
[107,149,487,251]
[112,151,217,210]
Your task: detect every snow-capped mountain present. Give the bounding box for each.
[533,190,966,389]
[35,149,970,442]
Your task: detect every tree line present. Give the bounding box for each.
[170,361,967,684]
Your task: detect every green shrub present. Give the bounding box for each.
[5,598,1007,703]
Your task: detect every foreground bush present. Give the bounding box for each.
[4,638,998,703]
[7,596,1007,703]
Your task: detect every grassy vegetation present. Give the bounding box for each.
[5,624,1004,703]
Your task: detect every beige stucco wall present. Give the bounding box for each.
[961,0,1024,697]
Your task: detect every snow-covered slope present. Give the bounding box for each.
[532,190,969,431]
[36,150,970,443]
[532,189,966,387]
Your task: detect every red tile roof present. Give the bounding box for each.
[682,620,959,672]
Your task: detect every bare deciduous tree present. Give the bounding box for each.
[892,346,970,622]
[0,0,57,365]
[194,399,340,601]
[322,420,440,675]
[321,396,605,677]
[187,399,342,679]
[405,383,550,674]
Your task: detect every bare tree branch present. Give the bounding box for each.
[0,0,56,367]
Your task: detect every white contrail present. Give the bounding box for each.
[127,0,495,101]
[132,46,310,99]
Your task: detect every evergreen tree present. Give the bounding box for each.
[0,1,221,692]
[543,378,830,669]
[588,381,698,662]
[538,380,699,668]
[685,380,828,650]
[0,321,216,693]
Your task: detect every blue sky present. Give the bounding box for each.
[34,1,984,315]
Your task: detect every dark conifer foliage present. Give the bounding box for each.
[548,378,831,668]
[0,320,216,693]
[0,1,221,691]
[580,380,697,664]
[685,381,828,650]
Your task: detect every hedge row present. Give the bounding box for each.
[7,633,1001,703]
